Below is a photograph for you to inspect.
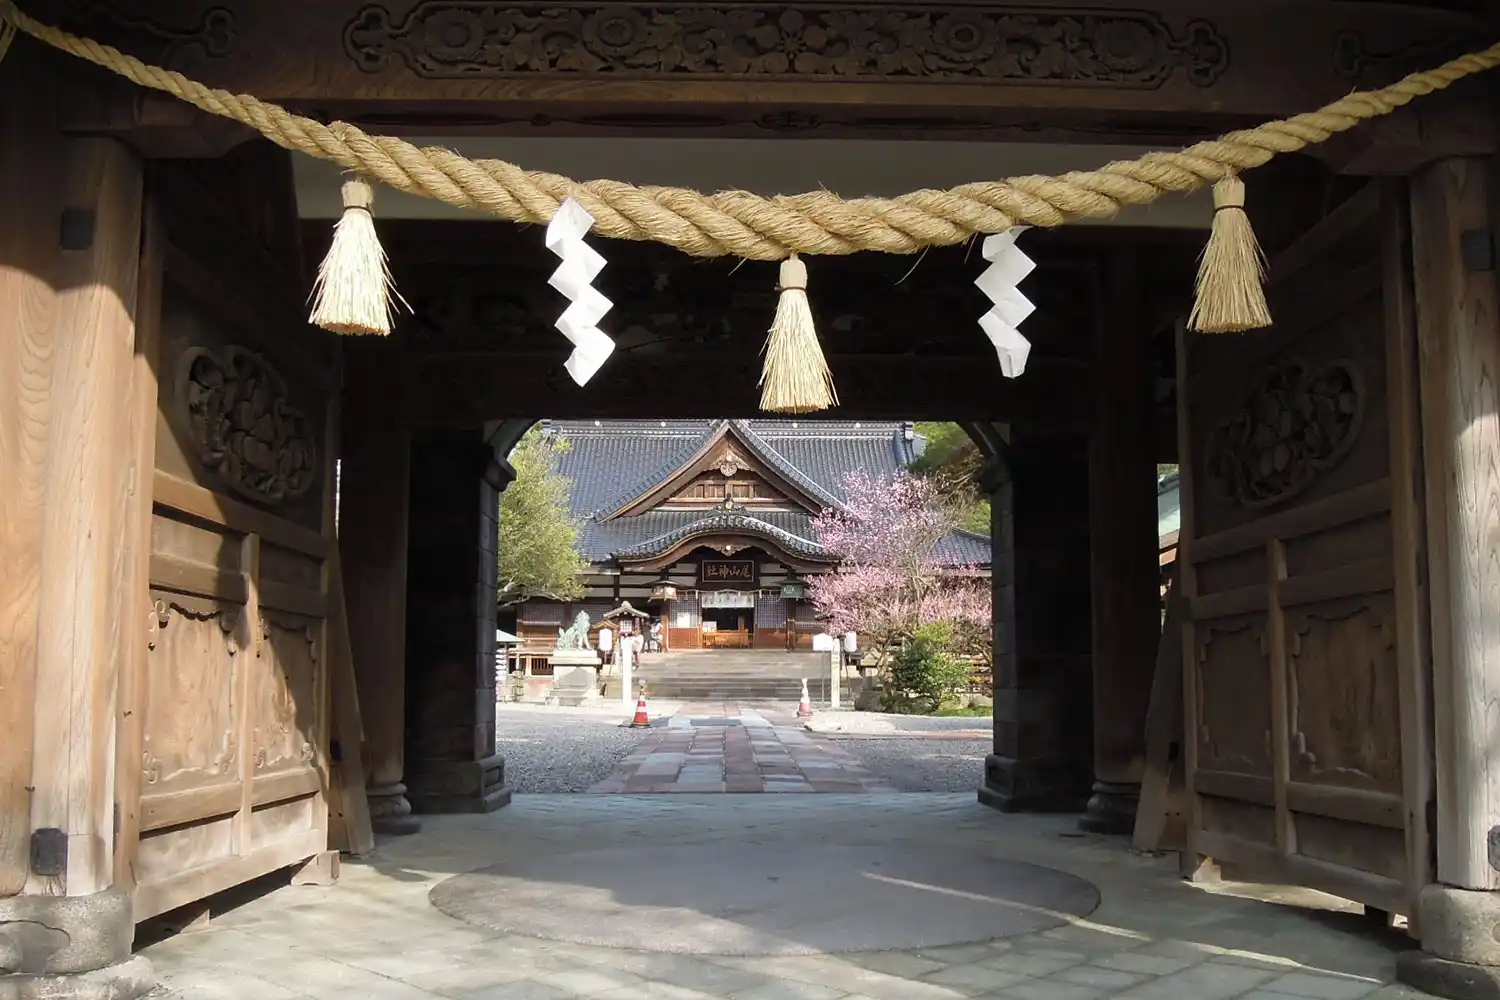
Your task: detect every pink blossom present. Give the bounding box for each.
[808,471,991,662]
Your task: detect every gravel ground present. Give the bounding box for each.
[495,708,659,793]
[825,735,991,792]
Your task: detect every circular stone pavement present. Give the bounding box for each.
[429,844,1100,955]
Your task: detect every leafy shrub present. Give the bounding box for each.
[883,622,972,713]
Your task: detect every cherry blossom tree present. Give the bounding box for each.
[807,470,992,666]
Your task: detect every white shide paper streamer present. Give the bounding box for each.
[545,198,615,386]
[974,226,1035,378]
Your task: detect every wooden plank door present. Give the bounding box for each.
[116,142,339,921]
[1175,179,1433,919]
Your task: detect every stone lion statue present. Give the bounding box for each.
[555,611,592,651]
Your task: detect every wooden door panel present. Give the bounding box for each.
[122,142,336,922]
[1178,179,1433,919]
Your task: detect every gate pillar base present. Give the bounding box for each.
[1398,886,1500,1000]
[978,755,1090,814]
[0,955,156,1000]
[0,889,154,999]
[408,752,513,815]
[1078,780,1141,835]
[367,782,422,836]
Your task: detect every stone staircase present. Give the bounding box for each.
[634,650,848,702]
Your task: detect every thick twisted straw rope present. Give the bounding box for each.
[6,1,1499,260]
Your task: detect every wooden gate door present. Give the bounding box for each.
[116,142,337,921]
[1175,180,1433,919]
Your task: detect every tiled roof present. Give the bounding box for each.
[539,419,990,567]
[613,513,829,560]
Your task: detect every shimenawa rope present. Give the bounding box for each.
[4,0,1496,262]
[4,0,1498,411]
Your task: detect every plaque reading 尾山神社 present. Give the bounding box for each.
[699,559,756,588]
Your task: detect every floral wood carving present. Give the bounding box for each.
[1204,359,1364,510]
[716,450,747,478]
[176,345,318,506]
[67,4,236,64]
[345,2,1227,86]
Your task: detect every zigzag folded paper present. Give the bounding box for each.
[545,198,616,386]
[974,226,1035,379]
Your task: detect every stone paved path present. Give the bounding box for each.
[586,702,898,793]
[143,794,1428,1000]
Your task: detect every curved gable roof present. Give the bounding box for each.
[541,419,990,568]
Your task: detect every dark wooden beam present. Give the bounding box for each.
[401,351,1092,427]
[53,0,1491,133]
[57,65,257,159]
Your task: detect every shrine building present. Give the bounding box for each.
[509,418,991,652]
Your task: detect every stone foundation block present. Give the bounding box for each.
[1397,885,1500,1000]
[0,889,153,999]
[978,754,1090,813]
[408,752,512,814]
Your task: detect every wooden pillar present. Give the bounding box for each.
[339,343,419,834]
[0,47,154,992]
[404,430,513,814]
[979,433,1094,812]
[1398,156,1500,997]
[1080,249,1161,834]
[0,43,63,911]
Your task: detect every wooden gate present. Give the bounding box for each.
[116,143,336,921]
[1175,180,1433,919]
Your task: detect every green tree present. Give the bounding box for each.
[909,422,990,536]
[497,428,588,606]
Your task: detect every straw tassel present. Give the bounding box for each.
[1188,172,1272,334]
[759,254,837,414]
[309,176,401,336]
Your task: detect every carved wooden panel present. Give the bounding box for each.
[345,2,1228,86]
[142,596,242,793]
[252,614,323,774]
[175,345,319,507]
[1287,596,1402,793]
[1204,359,1364,511]
[59,0,1490,127]
[1194,617,1271,777]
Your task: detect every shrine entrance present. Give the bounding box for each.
[5,1,1500,997]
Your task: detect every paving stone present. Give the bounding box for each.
[1117,960,1276,1000]
[1003,980,1107,1000]
[984,951,1087,976]
[923,961,1031,993]
[465,981,576,1000]
[1053,965,1152,991]
[586,703,896,793]
[1257,971,1383,999]
[1091,952,1200,976]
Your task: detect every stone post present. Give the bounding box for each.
[403,431,513,814]
[340,342,419,835]
[0,52,155,996]
[620,638,635,709]
[978,435,1094,812]
[1080,248,1161,834]
[830,647,842,710]
[1397,157,1500,998]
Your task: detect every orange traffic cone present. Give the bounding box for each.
[797,678,813,718]
[630,685,651,728]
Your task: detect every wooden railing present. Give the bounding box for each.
[702,629,752,649]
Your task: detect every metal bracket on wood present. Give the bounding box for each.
[1460,229,1495,272]
[59,208,96,251]
[29,828,67,877]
